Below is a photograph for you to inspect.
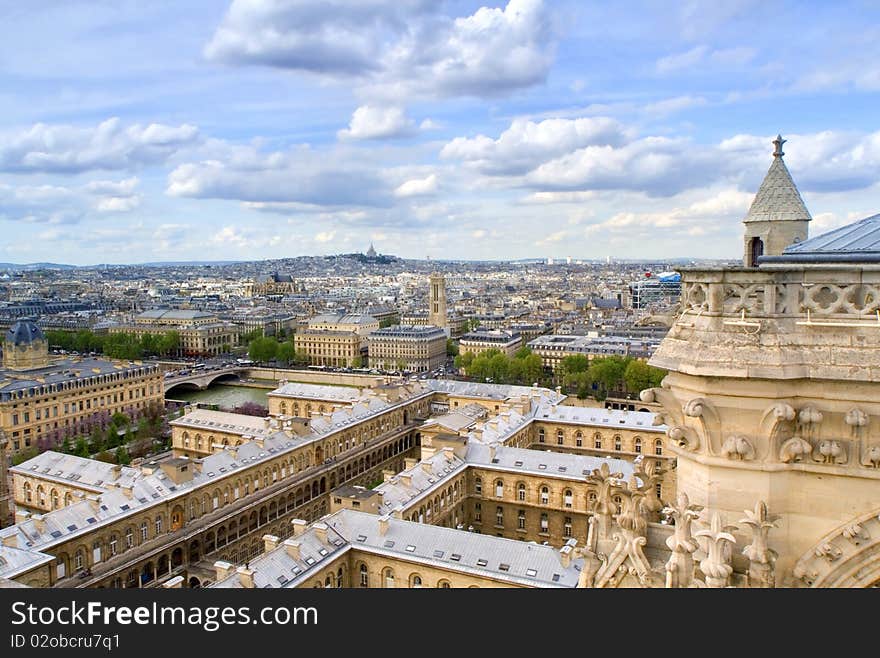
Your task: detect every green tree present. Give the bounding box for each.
[623,359,667,393]
[74,436,89,458]
[559,354,590,376]
[248,336,278,363]
[589,356,630,396]
[158,331,181,357]
[276,341,295,366]
[446,339,459,356]
[396,358,407,372]
[293,349,311,366]
[111,411,131,429]
[350,355,363,368]
[61,436,72,454]
[240,328,264,345]
[115,445,131,466]
[514,346,533,360]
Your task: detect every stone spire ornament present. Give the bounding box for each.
[739,501,779,588]
[695,512,738,588]
[663,492,703,588]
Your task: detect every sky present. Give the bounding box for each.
[2,0,880,265]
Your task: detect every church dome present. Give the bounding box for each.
[5,318,45,346]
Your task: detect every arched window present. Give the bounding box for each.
[109,535,118,557]
[538,428,545,443]
[438,580,451,589]
[495,506,504,526]
[359,564,368,587]
[51,489,59,509]
[564,517,572,538]
[634,437,642,454]
[540,486,549,505]
[563,489,573,508]
[556,429,564,445]
[383,568,395,588]
[517,509,526,529]
[37,486,46,507]
[517,483,526,501]
[655,439,663,456]
[140,521,148,542]
[540,513,549,534]
[23,482,32,503]
[74,550,84,571]
[126,528,133,549]
[575,431,583,447]
[594,433,602,450]
[474,477,482,495]
[614,435,622,451]
[494,479,504,498]
[410,574,423,588]
[64,492,73,506]
[155,515,163,535]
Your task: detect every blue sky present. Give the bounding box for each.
[2,0,880,264]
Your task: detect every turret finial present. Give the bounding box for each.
[772,134,786,158]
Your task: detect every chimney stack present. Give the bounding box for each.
[213,560,236,582]
[290,519,308,536]
[237,565,255,588]
[378,515,390,536]
[313,522,328,543]
[284,539,301,560]
[263,534,280,553]
[404,457,418,470]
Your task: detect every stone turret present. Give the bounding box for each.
[743,135,812,266]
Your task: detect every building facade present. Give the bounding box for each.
[459,329,522,359]
[0,319,163,456]
[293,329,362,368]
[367,326,447,372]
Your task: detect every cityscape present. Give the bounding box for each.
[2,1,880,592]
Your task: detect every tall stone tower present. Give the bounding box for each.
[743,135,812,266]
[428,272,448,329]
[2,318,49,371]
[0,430,11,528]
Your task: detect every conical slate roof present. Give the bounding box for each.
[5,318,44,346]
[743,136,812,223]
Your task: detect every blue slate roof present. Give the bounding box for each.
[5,318,44,346]
[783,213,880,256]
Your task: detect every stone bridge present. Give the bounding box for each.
[163,367,247,394]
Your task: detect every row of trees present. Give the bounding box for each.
[454,347,547,386]
[46,329,183,360]
[558,354,666,400]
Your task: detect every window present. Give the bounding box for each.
[540,486,549,505]
[474,477,482,495]
[92,541,102,564]
[538,428,545,443]
[614,435,622,451]
[594,434,602,450]
[383,568,395,588]
[359,564,369,587]
[540,513,549,534]
[656,483,662,500]
[155,516,163,535]
[410,574,422,588]
[126,529,133,549]
[556,430,564,445]
[575,431,582,447]
[634,437,642,454]
[518,510,526,530]
[140,522,148,542]
[496,506,504,526]
[474,503,482,522]
[51,489,59,509]
[655,439,663,456]
[517,483,526,501]
[74,551,84,571]
[564,517,572,538]
[109,536,117,557]
[563,489,573,508]
[588,491,597,508]
[495,480,504,498]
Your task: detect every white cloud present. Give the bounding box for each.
[314,230,336,242]
[206,0,557,100]
[394,173,437,198]
[441,116,627,175]
[0,118,199,174]
[655,44,756,75]
[338,105,416,140]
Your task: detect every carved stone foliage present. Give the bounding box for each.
[793,507,880,588]
[779,436,813,463]
[815,440,846,465]
[721,435,755,461]
[695,513,738,588]
[586,462,625,540]
[663,492,703,589]
[740,501,779,588]
[863,445,880,469]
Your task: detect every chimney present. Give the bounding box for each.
[237,565,255,589]
[263,534,280,553]
[226,446,238,460]
[555,386,562,396]
[111,464,122,480]
[290,519,308,536]
[284,539,301,560]
[442,446,455,460]
[404,457,418,470]
[162,575,184,588]
[313,522,328,543]
[31,514,47,534]
[420,461,433,474]
[263,417,271,429]
[391,507,404,520]
[400,473,412,487]
[121,484,134,499]
[488,443,497,462]
[382,469,395,483]
[378,515,390,536]
[2,534,18,548]
[214,560,236,581]
[85,494,102,513]
[15,510,31,525]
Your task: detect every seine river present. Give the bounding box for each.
[168,384,269,408]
